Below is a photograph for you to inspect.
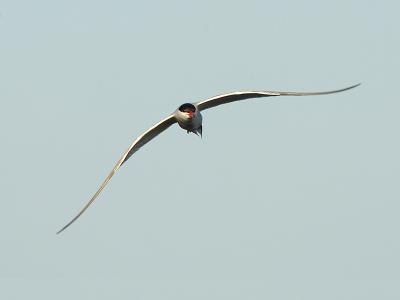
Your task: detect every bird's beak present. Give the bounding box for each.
[188,112,194,119]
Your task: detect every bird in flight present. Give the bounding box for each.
[57,83,360,234]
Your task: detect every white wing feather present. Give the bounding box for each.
[57,114,176,234]
[195,84,360,111]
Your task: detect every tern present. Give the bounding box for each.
[57,83,360,234]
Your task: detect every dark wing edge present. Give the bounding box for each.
[195,83,360,111]
[56,114,176,234]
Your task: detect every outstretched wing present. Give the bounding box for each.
[57,114,177,234]
[195,84,360,111]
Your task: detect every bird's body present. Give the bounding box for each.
[175,103,203,135]
[57,83,360,234]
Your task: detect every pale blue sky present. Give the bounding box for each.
[1,0,399,299]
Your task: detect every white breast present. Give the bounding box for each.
[175,109,203,131]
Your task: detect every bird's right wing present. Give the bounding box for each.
[195,84,360,111]
[57,114,177,234]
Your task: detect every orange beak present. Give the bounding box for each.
[188,111,194,119]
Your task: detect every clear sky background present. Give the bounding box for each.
[0,0,398,299]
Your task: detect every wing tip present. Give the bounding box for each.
[337,82,361,93]
[349,82,361,89]
[56,222,72,235]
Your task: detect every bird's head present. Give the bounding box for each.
[178,103,196,119]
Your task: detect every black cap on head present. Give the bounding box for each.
[178,103,196,113]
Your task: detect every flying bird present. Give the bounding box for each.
[57,83,360,234]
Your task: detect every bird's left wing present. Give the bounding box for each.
[57,114,177,234]
[195,84,360,111]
